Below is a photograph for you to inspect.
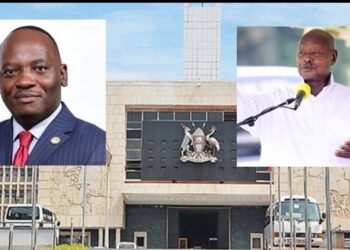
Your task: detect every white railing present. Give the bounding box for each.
[0,221,58,250]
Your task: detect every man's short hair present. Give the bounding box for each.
[10,25,61,59]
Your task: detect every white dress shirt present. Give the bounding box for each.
[12,103,62,162]
[237,75,350,167]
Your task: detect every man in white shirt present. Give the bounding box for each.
[237,28,350,167]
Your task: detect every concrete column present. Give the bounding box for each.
[116,228,121,245]
[98,228,103,247]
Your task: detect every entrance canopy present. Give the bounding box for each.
[123,183,270,206]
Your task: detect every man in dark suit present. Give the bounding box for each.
[0,26,106,166]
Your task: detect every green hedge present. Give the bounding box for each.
[42,244,88,250]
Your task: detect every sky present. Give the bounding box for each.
[0,3,350,82]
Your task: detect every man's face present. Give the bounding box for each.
[296,39,336,83]
[0,29,67,128]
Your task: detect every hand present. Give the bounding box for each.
[335,139,350,158]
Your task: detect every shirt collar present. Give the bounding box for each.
[12,103,63,141]
[321,73,335,91]
[301,73,335,99]
[315,73,335,98]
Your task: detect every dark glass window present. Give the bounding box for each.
[127,112,142,121]
[127,140,142,149]
[127,130,142,139]
[144,112,157,121]
[126,161,141,169]
[192,112,206,121]
[252,238,261,248]
[127,150,142,160]
[127,122,141,129]
[126,111,143,179]
[175,112,190,121]
[159,112,174,120]
[5,168,10,182]
[208,112,223,121]
[136,237,145,247]
[6,207,40,220]
[27,168,33,182]
[12,168,18,182]
[224,112,235,122]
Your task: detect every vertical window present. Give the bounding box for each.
[12,168,18,182]
[43,208,53,222]
[126,112,142,179]
[27,167,33,182]
[250,233,263,250]
[26,186,32,203]
[0,167,3,182]
[11,186,17,203]
[178,238,188,249]
[134,231,147,249]
[20,168,25,182]
[5,168,10,182]
[136,237,144,247]
[344,233,350,248]
[19,185,25,203]
[4,185,9,203]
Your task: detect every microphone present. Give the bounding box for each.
[294,83,311,110]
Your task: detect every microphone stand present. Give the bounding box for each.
[237,98,296,128]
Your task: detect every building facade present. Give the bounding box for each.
[107,80,270,249]
[1,82,350,248]
[1,4,350,250]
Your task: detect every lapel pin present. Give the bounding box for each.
[50,136,61,145]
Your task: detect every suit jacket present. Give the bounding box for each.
[0,103,106,165]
